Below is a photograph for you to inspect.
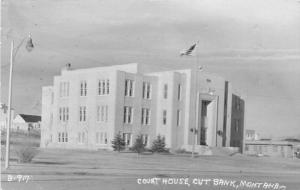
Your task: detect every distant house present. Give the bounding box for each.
[244,140,299,158]
[13,114,41,131]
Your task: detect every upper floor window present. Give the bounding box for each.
[125,79,134,97]
[98,79,110,95]
[79,106,87,122]
[59,107,69,122]
[141,108,151,125]
[142,82,151,99]
[124,106,133,124]
[163,84,168,99]
[59,82,69,97]
[163,110,167,125]
[80,80,87,96]
[97,105,108,122]
[177,84,182,100]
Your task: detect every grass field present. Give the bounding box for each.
[1,131,300,190]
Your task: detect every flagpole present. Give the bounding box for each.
[192,41,200,158]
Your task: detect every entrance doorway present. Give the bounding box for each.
[199,100,215,146]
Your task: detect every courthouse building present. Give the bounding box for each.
[41,63,244,152]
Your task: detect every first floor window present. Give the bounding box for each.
[58,132,61,142]
[58,132,68,143]
[78,132,85,143]
[123,133,132,146]
[142,134,149,146]
[163,110,167,125]
[96,132,108,144]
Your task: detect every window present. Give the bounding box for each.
[163,110,167,125]
[96,132,108,144]
[178,84,182,100]
[58,132,68,143]
[235,119,239,132]
[123,106,133,124]
[105,105,108,122]
[176,110,181,126]
[98,79,110,95]
[59,82,69,97]
[125,79,134,97]
[104,133,108,144]
[80,80,87,96]
[59,107,69,122]
[142,82,151,99]
[142,135,149,146]
[106,80,110,94]
[141,108,151,125]
[123,133,132,146]
[97,105,109,122]
[51,92,54,104]
[78,132,85,143]
[79,106,87,122]
[96,132,99,144]
[163,84,168,99]
[236,99,241,110]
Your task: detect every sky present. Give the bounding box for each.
[1,0,300,139]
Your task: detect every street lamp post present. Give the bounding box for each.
[5,35,34,169]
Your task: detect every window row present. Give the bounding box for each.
[59,105,109,123]
[56,132,149,147]
[59,80,183,101]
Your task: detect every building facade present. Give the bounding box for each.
[41,63,245,152]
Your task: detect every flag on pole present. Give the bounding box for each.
[180,42,198,56]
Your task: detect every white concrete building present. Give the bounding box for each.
[41,63,244,152]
